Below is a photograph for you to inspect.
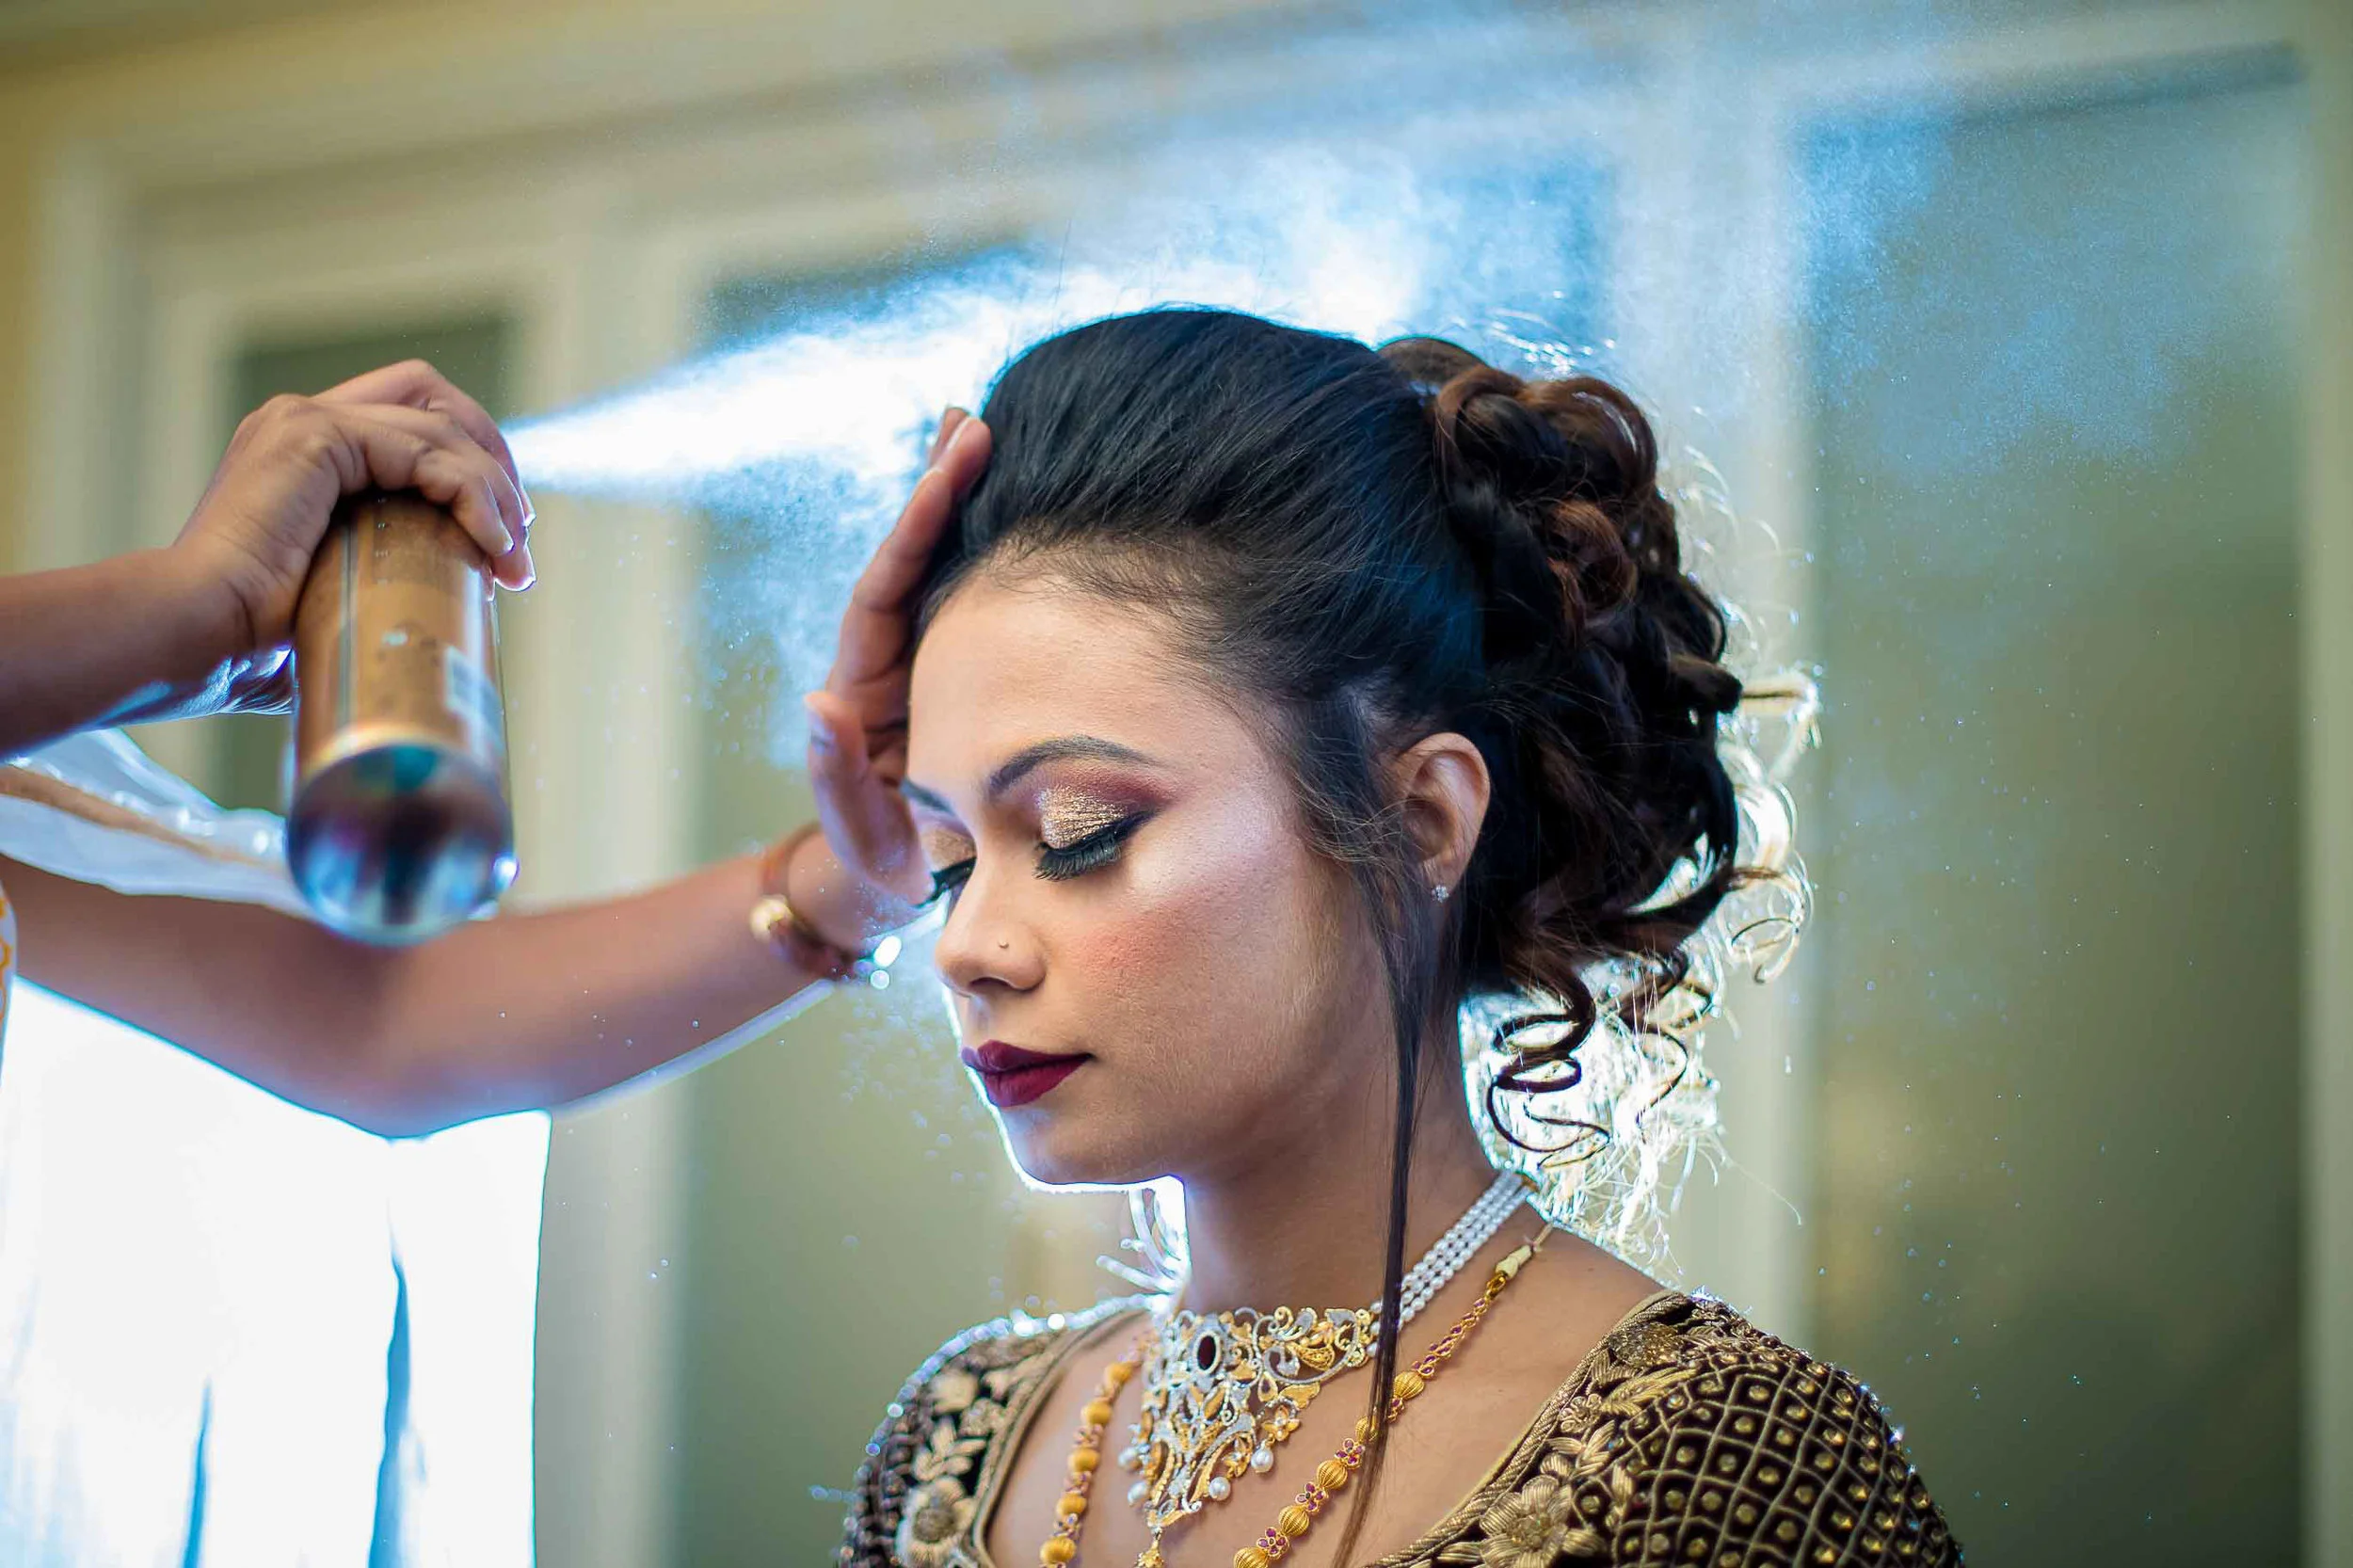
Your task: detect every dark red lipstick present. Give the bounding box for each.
[959,1040,1088,1108]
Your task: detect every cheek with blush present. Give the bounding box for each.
[1055,804,1336,1090]
[1048,868,1228,1041]
[1059,918,1162,995]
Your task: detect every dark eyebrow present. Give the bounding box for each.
[900,777,955,815]
[899,735,1160,817]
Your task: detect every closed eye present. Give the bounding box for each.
[922,814,1148,905]
[1036,813,1146,881]
[928,857,975,904]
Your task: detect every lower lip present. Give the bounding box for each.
[975,1058,1087,1108]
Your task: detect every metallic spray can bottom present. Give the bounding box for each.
[286,742,516,944]
[288,490,518,945]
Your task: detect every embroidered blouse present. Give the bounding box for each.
[840,1289,1961,1568]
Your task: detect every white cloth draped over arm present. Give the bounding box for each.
[0,730,547,1568]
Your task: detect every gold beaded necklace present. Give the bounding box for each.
[1040,1234,1545,1568]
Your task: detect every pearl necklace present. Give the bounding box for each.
[1115,1170,1529,1538]
[1384,1169,1529,1326]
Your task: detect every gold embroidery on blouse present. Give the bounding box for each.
[842,1304,1143,1568]
[841,1295,1962,1568]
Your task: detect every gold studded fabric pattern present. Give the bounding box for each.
[837,1293,1961,1568]
[1439,1296,1961,1567]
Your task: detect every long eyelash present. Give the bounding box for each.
[925,816,1147,905]
[929,860,975,905]
[1037,815,1144,881]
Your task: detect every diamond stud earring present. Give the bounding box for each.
[1433,883,1451,903]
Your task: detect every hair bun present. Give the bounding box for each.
[1381,333,1743,971]
[1383,333,1739,702]
[1383,335,1686,646]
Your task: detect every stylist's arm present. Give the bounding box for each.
[0,381,991,1137]
[0,359,532,760]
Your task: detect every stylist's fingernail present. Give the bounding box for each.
[802,695,837,748]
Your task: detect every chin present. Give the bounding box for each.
[990,1109,1166,1192]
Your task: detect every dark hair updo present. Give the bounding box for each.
[913,307,1741,1542]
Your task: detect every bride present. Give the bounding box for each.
[804,310,1960,1568]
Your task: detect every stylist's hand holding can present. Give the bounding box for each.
[137,360,535,724]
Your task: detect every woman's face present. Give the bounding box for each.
[903,569,1390,1189]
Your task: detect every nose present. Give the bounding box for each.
[930,857,1043,998]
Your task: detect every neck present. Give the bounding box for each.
[1174,1079,1503,1314]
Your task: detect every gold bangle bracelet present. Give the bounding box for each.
[752,825,857,978]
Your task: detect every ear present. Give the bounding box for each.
[1391,731,1491,899]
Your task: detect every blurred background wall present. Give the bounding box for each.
[0,1,2346,1565]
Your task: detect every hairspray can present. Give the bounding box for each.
[288,490,517,944]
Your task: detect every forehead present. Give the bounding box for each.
[905,573,1258,798]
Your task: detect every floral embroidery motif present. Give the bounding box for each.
[1477,1474,1607,1568]
[840,1304,1141,1568]
[892,1476,978,1568]
[910,1417,988,1485]
[927,1368,982,1416]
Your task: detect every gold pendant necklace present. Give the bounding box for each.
[1114,1171,1528,1538]
[1119,1304,1378,1531]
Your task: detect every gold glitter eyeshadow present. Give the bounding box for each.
[920,827,976,871]
[1037,791,1130,850]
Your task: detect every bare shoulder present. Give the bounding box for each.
[1441,1293,1965,1567]
[1472,1230,1673,1393]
